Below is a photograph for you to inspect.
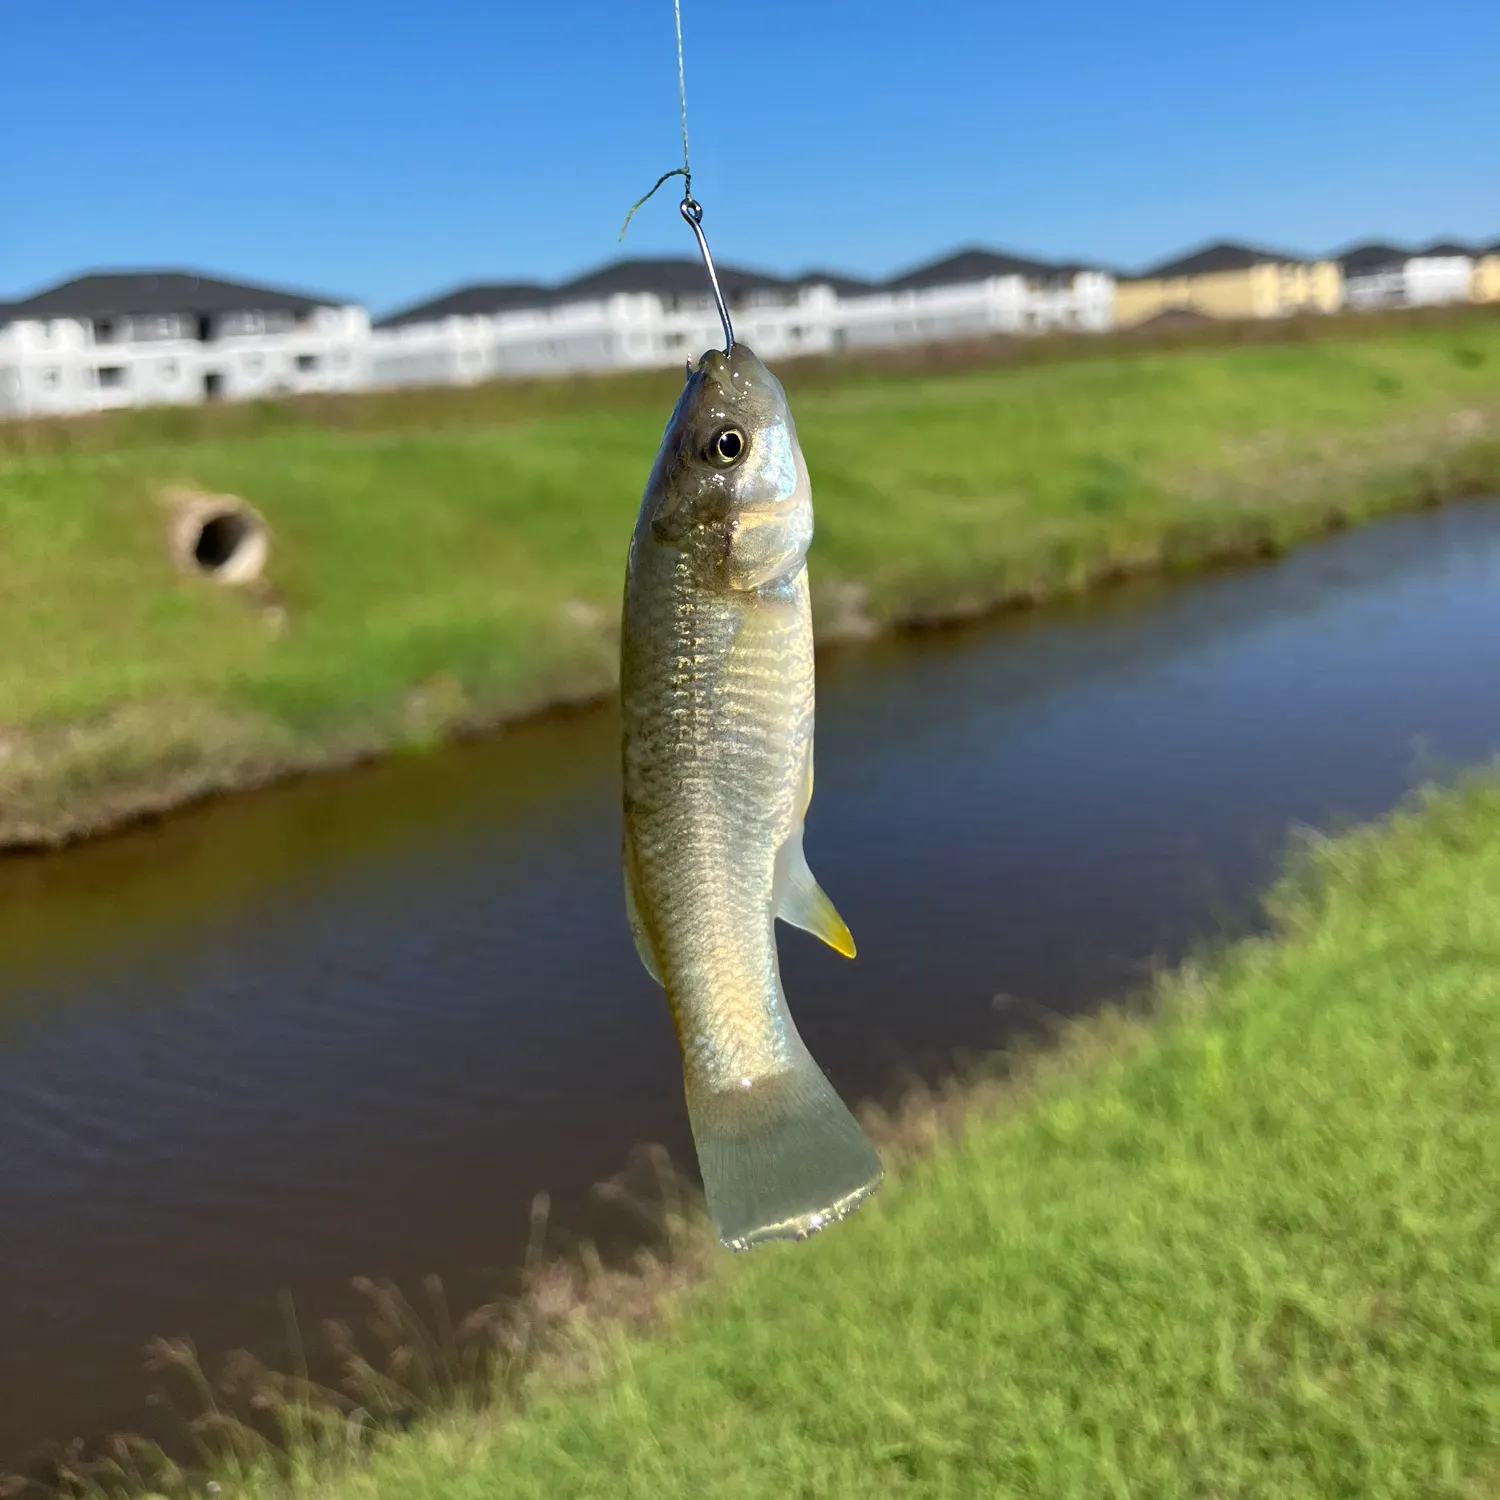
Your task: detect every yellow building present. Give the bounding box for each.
[1114,242,1344,328]
[1474,242,1500,304]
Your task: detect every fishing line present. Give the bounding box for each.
[618,0,736,353]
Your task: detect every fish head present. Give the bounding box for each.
[637,343,812,592]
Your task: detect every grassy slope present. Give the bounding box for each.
[2,318,1499,843]
[205,770,1500,1500]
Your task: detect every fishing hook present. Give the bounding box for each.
[680,195,735,354]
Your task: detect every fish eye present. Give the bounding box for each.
[706,426,747,466]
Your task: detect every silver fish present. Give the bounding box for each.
[620,342,883,1251]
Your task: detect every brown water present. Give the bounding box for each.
[4,500,1500,1469]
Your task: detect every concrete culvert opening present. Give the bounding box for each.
[167,490,270,586]
[193,510,254,572]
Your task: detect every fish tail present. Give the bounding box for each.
[684,1041,883,1253]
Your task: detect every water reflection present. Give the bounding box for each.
[2,500,1500,1465]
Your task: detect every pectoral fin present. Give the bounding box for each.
[623,833,664,987]
[773,819,856,959]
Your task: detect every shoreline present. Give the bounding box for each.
[4,311,1498,856]
[4,464,1495,859]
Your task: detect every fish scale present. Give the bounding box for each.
[620,342,883,1250]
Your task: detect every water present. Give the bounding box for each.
[3,500,1500,1467]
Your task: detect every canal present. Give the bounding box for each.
[2,499,1499,1467]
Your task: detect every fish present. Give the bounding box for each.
[619,341,883,1251]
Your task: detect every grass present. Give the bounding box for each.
[72,757,1500,1499]
[2,309,1499,846]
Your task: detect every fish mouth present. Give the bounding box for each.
[720,1174,883,1254]
[698,346,734,395]
[699,342,768,397]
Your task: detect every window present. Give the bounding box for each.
[295,353,319,372]
[135,315,178,341]
[220,311,265,338]
[97,366,126,388]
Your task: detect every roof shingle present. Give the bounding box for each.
[372,245,1113,327]
[1335,241,1411,273]
[885,246,1061,291]
[377,283,557,328]
[377,257,812,328]
[3,269,350,322]
[555,256,791,301]
[1136,240,1309,279]
[791,268,882,297]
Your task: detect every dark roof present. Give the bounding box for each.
[556,256,791,301]
[377,282,556,329]
[1136,240,1308,279]
[885,246,1058,291]
[375,257,805,327]
[1414,239,1474,258]
[3,269,350,322]
[1335,241,1411,273]
[792,268,882,297]
[370,246,1118,328]
[1048,259,1119,279]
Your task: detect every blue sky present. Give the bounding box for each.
[1,0,1496,313]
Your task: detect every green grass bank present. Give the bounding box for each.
[112,761,1500,1500]
[3,311,1499,848]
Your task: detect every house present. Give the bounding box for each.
[831,247,1115,348]
[11,228,1481,415]
[368,246,1117,389]
[1113,241,1342,327]
[1475,240,1500,304]
[0,270,370,419]
[1403,241,1475,305]
[1337,240,1476,309]
[370,282,556,387]
[1337,242,1413,309]
[369,257,846,389]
